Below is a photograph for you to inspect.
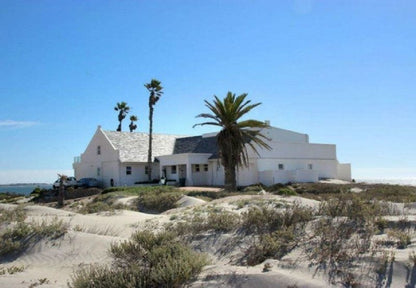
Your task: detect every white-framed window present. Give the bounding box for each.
[97,145,101,155]
[97,167,101,177]
[308,163,313,170]
[278,163,284,170]
[194,164,200,172]
[126,166,132,175]
[204,164,208,172]
[171,166,177,174]
[145,166,149,175]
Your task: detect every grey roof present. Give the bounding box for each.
[103,130,180,162]
[173,136,219,158]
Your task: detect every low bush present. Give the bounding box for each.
[246,227,297,265]
[171,210,240,236]
[78,193,127,214]
[387,229,411,249]
[0,193,25,203]
[271,187,297,196]
[241,204,313,235]
[0,210,68,258]
[69,230,208,288]
[102,185,178,195]
[318,193,386,228]
[136,190,183,213]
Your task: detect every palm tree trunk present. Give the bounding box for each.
[58,182,64,207]
[224,165,237,191]
[147,106,153,182]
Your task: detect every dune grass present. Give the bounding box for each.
[69,230,208,288]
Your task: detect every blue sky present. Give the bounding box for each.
[0,0,415,184]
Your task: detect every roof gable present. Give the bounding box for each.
[103,130,180,162]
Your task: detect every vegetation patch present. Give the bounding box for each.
[69,230,208,288]
[171,209,240,235]
[136,190,183,213]
[77,193,128,214]
[0,206,68,258]
[0,192,25,204]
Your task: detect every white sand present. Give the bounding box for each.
[1,192,416,288]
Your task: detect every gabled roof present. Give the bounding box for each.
[102,130,180,163]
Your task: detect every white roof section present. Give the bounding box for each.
[102,130,183,163]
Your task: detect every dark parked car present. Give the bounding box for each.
[77,178,99,188]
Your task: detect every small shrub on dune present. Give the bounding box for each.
[318,193,386,228]
[170,210,239,236]
[136,191,183,213]
[0,205,26,224]
[78,193,127,214]
[242,206,283,234]
[69,230,208,288]
[387,229,411,249]
[0,208,68,258]
[241,204,313,235]
[272,187,297,196]
[246,227,297,265]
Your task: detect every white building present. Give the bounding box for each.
[73,125,351,188]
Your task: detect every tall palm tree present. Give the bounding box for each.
[129,115,138,132]
[114,102,130,132]
[194,92,271,191]
[144,79,163,181]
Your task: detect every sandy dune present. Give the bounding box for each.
[1,192,416,287]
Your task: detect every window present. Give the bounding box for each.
[171,165,177,174]
[308,164,313,170]
[195,164,200,172]
[278,163,284,170]
[97,146,101,155]
[126,166,132,175]
[97,167,101,177]
[204,164,208,172]
[145,166,149,175]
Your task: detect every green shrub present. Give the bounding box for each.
[0,222,32,256]
[242,184,266,193]
[241,206,283,234]
[272,187,297,196]
[387,229,411,249]
[69,230,208,288]
[137,191,182,213]
[0,205,26,224]
[246,227,297,265]
[0,208,68,257]
[265,183,286,192]
[78,193,127,214]
[171,209,239,235]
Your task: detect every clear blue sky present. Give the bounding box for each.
[1,0,415,184]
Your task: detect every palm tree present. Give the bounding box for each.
[57,174,67,207]
[129,115,138,132]
[114,102,130,132]
[194,92,271,191]
[144,79,163,182]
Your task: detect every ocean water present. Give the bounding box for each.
[357,178,416,187]
[0,184,52,196]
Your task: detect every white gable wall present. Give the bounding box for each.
[260,127,309,143]
[74,127,122,186]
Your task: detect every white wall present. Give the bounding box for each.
[261,127,309,143]
[236,160,259,186]
[118,163,159,186]
[337,163,352,181]
[73,127,120,185]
